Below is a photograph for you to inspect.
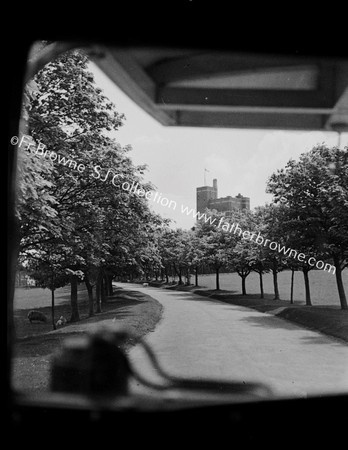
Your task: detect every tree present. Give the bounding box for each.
[248,208,271,299]
[282,221,321,306]
[226,209,267,297]
[157,228,191,285]
[19,46,167,322]
[249,246,270,299]
[264,204,316,305]
[23,248,69,330]
[227,240,252,295]
[185,231,205,287]
[157,227,175,283]
[267,145,348,309]
[261,204,287,300]
[18,49,125,254]
[83,267,99,316]
[286,260,300,305]
[196,211,230,291]
[18,48,126,319]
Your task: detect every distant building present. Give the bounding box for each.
[196,179,250,215]
[197,178,218,213]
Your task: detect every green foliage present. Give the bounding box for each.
[267,145,348,262]
[18,46,167,318]
[267,145,348,308]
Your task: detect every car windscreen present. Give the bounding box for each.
[10,41,348,401]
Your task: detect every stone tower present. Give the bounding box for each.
[196,178,218,213]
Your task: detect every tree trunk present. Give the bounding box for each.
[290,269,295,304]
[272,261,280,300]
[303,268,312,306]
[110,275,113,295]
[173,263,183,285]
[173,264,177,281]
[259,271,264,299]
[101,275,107,303]
[51,288,56,330]
[178,267,183,285]
[70,274,80,322]
[85,276,94,317]
[241,275,246,295]
[216,266,220,290]
[165,268,169,284]
[96,274,102,313]
[333,257,347,310]
[195,266,199,287]
[106,274,113,296]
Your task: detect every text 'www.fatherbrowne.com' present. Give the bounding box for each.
[11,134,336,274]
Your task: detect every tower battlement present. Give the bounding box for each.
[196,179,250,214]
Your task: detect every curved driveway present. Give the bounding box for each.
[123,284,348,398]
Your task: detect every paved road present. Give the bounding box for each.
[123,284,348,398]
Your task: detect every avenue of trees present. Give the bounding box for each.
[16,46,348,331]
[153,146,348,311]
[17,47,167,327]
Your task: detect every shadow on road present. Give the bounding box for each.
[240,314,346,347]
[148,289,231,306]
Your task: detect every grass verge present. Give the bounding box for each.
[11,286,163,393]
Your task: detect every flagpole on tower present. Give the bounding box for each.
[204,168,209,185]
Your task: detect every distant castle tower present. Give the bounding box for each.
[196,179,250,214]
[196,178,218,213]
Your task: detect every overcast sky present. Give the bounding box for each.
[89,61,348,230]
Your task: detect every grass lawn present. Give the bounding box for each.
[13,283,88,311]
[11,286,163,394]
[197,270,348,307]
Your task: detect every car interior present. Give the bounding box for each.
[6,14,348,445]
